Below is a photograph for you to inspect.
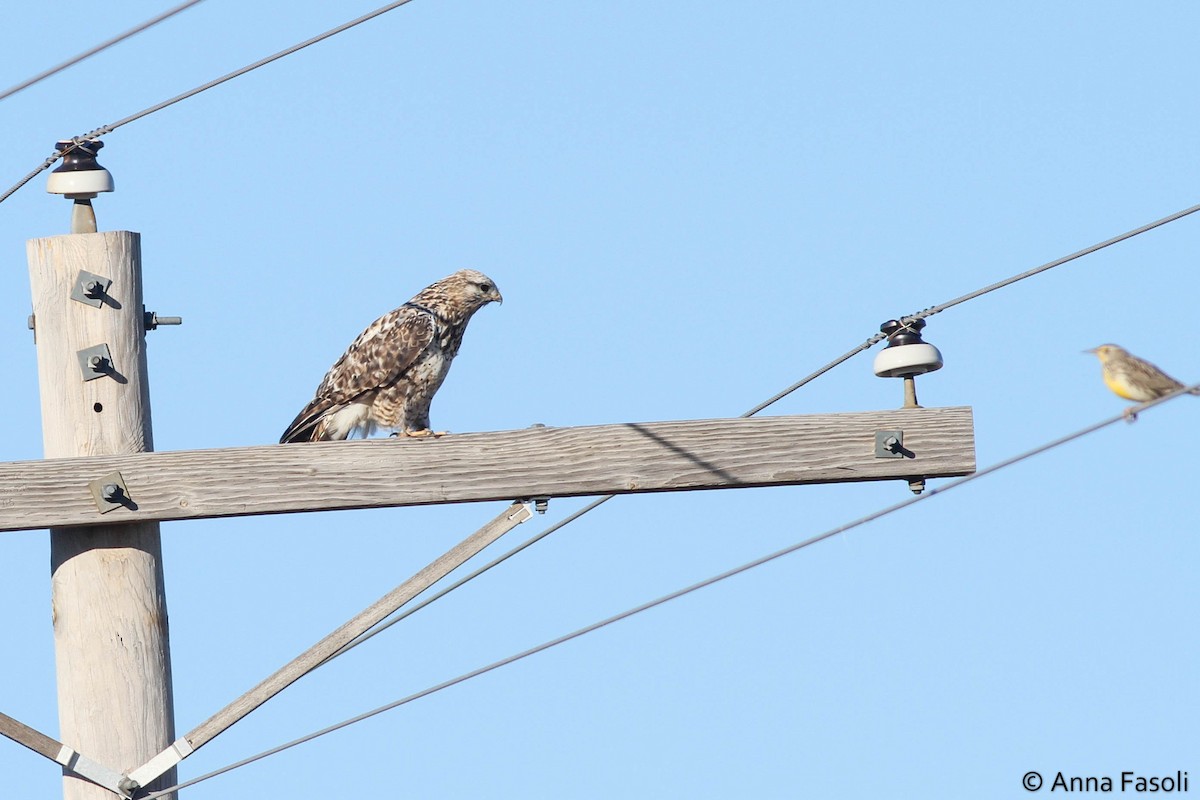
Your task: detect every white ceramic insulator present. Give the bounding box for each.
[47,168,114,196]
[873,342,943,378]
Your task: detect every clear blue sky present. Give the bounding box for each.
[1,3,1197,798]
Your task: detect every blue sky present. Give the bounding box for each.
[1,2,1197,798]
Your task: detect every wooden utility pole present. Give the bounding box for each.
[27,230,176,799]
[2,144,976,797]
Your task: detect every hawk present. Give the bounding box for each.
[280,269,502,443]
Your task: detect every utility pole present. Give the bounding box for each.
[27,141,176,800]
[0,143,976,797]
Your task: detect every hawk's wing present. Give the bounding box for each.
[280,307,435,443]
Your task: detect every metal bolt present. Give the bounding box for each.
[89,355,107,371]
[144,311,183,330]
[100,483,122,502]
[882,436,900,452]
[27,314,34,331]
[84,280,104,298]
[533,497,549,514]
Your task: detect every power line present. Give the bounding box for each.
[318,201,1200,666]
[330,201,1200,661]
[132,195,1200,792]
[906,202,1200,323]
[322,338,883,665]
[0,0,418,206]
[321,333,888,666]
[0,0,206,103]
[140,383,1200,800]
[322,495,616,665]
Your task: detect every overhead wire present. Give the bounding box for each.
[3,0,1194,772]
[322,337,883,665]
[0,2,1192,795]
[320,201,1200,666]
[0,0,206,103]
[140,382,1200,800]
[903,201,1200,324]
[0,0,418,206]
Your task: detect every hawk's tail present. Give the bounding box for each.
[280,401,327,443]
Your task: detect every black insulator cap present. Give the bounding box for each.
[51,139,106,173]
[880,318,927,347]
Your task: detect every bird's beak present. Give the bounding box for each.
[1083,347,1098,354]
[492,289,504,305]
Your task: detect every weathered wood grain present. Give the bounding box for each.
[0,710,61,763]
[0,711,129,795]
[0,407,974,533]
[28,231,176,800]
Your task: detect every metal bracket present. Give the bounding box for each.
[88,472,131,514]
[77,343,113,381]
[70,270,112,308]
[875,430,908,458]
[876,431,921,491]
[144,310,183,330]
[55,745,132,798]
[125,737,194,796]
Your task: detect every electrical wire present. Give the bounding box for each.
[0,0,418,206]
[323,198,1200,664]
[322,336,885,665]
[130,196,1200,788]
[0,0,206,103]
[0,0,1191,786]
[322,495,615,664]
[140,382,1200,800]
[904,202,1200,324]
[318,200,1200,665]
[139,202,1200,790]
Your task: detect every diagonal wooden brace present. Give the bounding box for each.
[127,501,533,790]
[0,711,130,797]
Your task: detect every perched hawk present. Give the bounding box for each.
[280,269,502,443]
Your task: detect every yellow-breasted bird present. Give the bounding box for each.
[1086,344,1198,418]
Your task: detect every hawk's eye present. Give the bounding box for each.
[479,283,493,293]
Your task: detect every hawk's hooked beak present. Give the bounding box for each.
[491,289,504,305]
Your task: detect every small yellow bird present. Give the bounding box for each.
[1086,344,1198,418]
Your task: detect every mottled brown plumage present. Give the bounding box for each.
[1085,343,1198,420]
[280,269,502,443]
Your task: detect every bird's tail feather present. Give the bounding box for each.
[280,401,330,443]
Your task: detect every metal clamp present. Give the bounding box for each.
[88,471,132,514]
[77,343,114,381]
[70,270,112,308]
[55,745,132,798]
[875,430,908,458]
